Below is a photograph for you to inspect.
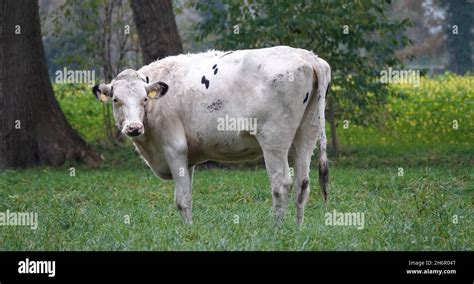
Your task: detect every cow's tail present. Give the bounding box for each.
[309,54,331,206]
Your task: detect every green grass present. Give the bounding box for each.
[0,146,472,250]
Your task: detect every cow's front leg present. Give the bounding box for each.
[164,146,193,224]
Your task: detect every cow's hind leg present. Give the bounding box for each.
[292,89,328,224]
[257,133,294,223]
[292,126,318,225]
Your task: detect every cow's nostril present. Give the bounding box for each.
[128,128,141,137]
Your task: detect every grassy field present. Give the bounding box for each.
[0,145,472,251]
[1,74,472,250]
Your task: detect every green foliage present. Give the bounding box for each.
[44,0,140,79]
[53,83,113,143]
[338,74,474,146]
[192,0,413,123]
[45,0,103,74]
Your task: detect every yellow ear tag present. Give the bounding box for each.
[99,93,108,102]
[148,91,157,98]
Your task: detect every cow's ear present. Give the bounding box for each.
[146,81,168,99]
[92,83,112,102]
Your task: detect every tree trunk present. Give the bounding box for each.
[130,0,183,64]
[328,96,339,155]
[444,0,473,74]
[0,1,101,169]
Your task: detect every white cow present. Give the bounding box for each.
[92,46,331,224]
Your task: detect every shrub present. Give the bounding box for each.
[53,83,112,143]
[338,74,473,147]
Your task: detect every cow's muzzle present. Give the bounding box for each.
[124,122,144,137]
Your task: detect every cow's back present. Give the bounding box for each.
[174,46,315,116]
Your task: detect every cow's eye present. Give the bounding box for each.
[144,97,148,102]
[113,98,118,103]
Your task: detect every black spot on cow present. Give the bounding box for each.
[298,178,309,204]
[303,92,309,104]
[219,51,233,58]
[201,75,210,89]
[271,74,284,84]
[212,64,219,75]
[207,99,223,112]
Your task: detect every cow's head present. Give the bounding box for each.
[92,69,168,138]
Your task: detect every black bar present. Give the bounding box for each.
[0,251,471,281]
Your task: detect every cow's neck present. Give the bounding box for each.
[132,124,156,156]
[131,125,169,174]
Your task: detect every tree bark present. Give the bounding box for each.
[444,0,473,74]
[131,0,183,64]
[0,0,101,169]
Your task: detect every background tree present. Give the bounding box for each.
[193,0,412,153]
[441,0,473,74]
[0,0,100,169]
[46,0,142,142]
[131,0,183,64]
